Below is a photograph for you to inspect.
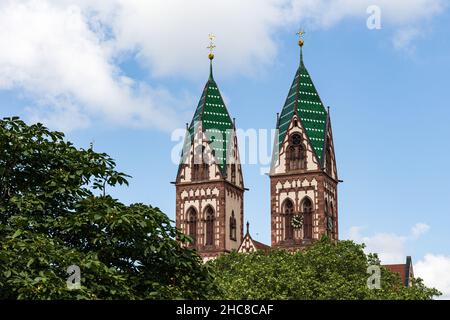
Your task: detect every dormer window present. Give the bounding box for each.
[287,133,306,171]
[192,145,209,181]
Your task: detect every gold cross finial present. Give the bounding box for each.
[207,33,216,60]
[297,29,305,47]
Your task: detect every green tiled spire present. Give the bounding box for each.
[277,45,328,163]
[180,60,234,172]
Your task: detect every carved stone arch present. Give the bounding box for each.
[204,205,215,246]
[282,198,295,213]
[301,197,313,240]
[186,206,198,245]
[282,198,295,241]
[300,196,314,210]
[286,133,307,171]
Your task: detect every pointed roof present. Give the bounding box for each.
[180,60,234,172]
[238,222,271,253]
[277,45,328,163]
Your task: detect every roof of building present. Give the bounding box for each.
[383,256,414,287]
[180,60,234,173]
[251,238,271,251]
[238,222,271,253]
[276,46,328,164]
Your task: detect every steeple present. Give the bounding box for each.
[175,35,245,261]
[269,31,339,251]
[179,34,234,172]
[276,30,328,164]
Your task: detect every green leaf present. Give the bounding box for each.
[26,258,34,268]
[11,229,22,239]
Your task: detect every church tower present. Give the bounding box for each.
[270,32,339,251]
[175,35,245,261]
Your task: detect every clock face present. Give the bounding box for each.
[291,214,304,229]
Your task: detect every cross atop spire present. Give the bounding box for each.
[207,33,216,79]
[296,29,306,65]
[207,33,216,60]
[296,29,305,47]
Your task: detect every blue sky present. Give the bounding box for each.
[0,1,449,297]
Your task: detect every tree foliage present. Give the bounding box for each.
[0,117,215,299]
[208,238,441,300]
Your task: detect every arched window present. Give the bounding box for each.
[205,207,215,246]
[192,145,209,181]
[283,199,294,240]
[287,133,306,171]
[229,211,237,241]
[302,198,313,239]
[187,208,197,245]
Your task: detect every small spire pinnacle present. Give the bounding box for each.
[296,29,305,65]
[246,221,250,235]
[207,33,216,61]
[207,33,216,80]
[209,59,214,80]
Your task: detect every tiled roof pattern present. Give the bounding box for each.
[180,65,234,172]
[277,58,328,163]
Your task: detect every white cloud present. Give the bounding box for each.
[392,27,422,52]
[349,222,430,264]
[411,222,430,239]
[108,0,282,78]
[80,0,447,77]
[0,0,447,131]
[415,254,450,300]
[0,0,179,131]
[349,226,407,264]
